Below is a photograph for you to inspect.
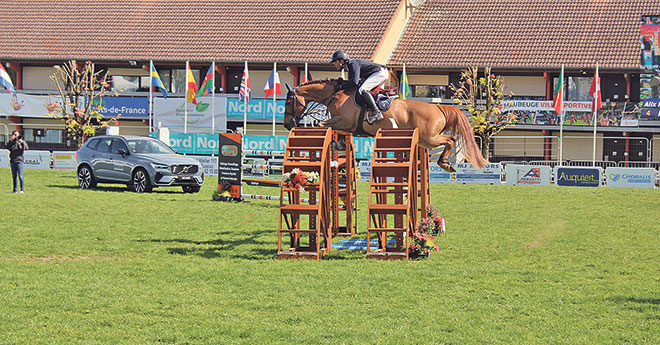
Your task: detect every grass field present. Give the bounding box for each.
[1,169,659,344]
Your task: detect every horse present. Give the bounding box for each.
[283,79,487,172]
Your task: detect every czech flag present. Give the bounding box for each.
[263,63,281,97]
[0,63,16,97]
[238,61,251,103]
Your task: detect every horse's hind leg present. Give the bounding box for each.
[424,134,457,172]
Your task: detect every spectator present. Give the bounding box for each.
[7,130,28,194]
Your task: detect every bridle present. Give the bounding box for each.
[286,81,342,127]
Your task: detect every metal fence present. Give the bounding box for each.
[488,136,560,163]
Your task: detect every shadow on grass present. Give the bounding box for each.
[610,296,660,305]
[48,184,184,194]
[142,229,276,260]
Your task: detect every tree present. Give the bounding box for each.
[47,60,119,148]
[450,67,515,160]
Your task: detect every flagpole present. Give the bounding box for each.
[211,61,215,134]
[304,62,308,83]
[559,63,564,166]
[185,60,189,134]
[243,61,248,136]
[272,62,277,136]
[592,61,599,167]
[149,60,153,133]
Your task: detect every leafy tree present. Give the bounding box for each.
[47,60,120,148]
[450,67,515,160]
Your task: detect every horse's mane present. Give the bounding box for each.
[299,79,338,87]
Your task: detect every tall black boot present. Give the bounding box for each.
[361,90,383,124]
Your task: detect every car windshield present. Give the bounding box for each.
[127,138,175,154]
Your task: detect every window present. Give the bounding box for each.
[411,85,446,98]
[127,138,175,154]
[110,139,129,154]
[171,69,199,93]
[567,76,592,101]
[96,138,112,152]
[86,138,100,150]
[111,70,171,93]
[24,129,63,143]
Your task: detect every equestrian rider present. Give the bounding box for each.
[330,50,388,124]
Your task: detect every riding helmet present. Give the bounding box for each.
[330,50,349,63]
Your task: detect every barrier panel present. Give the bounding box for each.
[52,151,77,170]
[0,149,8,168]
[605,167,656,189]
[554,166,602,187]
[505,165,552,186]
[23,150,51,170]
[455,163,502,184]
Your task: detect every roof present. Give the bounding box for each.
[0,0,402,63]
[390,0,659,70]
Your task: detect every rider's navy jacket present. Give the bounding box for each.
[341,59,386,89]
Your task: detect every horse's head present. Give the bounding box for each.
[283,83,306,130]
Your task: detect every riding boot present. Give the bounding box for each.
[361,90,383,124]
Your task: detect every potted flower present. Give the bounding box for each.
[282,168,319,192]
[409,216,440,259]
[426,204,446,235]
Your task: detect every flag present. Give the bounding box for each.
[0,63,16,97]
[150,63,168,99]
[264,64,281,97]
[238,61,251,103]
[399,63,410,100]
[187,65,198,105]
[552,65,563,115]
[197,64,214,97]
[589,66,602,112]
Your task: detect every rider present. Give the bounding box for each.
[330,50,388,124]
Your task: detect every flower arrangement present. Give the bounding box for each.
[409,215,440,259]
[426,204,446,235]
[282,168,319,191]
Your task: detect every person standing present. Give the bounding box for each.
[7,130,28,193]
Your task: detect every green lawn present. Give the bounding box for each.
[1,169,659,344]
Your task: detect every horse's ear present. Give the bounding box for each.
[285,83,292,92]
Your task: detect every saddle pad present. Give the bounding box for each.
[353,90,395,112]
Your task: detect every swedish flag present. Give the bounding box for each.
[150,63,168,99]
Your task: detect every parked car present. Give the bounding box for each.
[76,135,204,193]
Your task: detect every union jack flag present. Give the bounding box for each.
[239,61,251,103]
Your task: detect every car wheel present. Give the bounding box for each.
[182,185,201,193]
[132,168,152,193]
[78,165,97,189]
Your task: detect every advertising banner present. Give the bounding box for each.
[226,98,285,120]
[554,166,602,187]
[641,16,660,120]
[218,133,242,198]
[358,160,371,182]
[162,132,219,155]
[605,167,656,189]
[501,100,638,127]
[429,162,452,183]
[0,94,57,118]
[23,150,51,169]
[154,96,227,131]
[191,155,219,177]
[505,165,552,186]
[455,163,502,184]
[0,149,8,168]
[52,151,77,170]
[92,96,149,118]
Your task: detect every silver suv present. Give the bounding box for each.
[76,135,204,193]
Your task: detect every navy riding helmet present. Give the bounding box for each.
[330,50,349,63]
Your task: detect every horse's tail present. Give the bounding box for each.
[438,104,488,169]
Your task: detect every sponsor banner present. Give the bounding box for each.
[455,163,502,184]
[226,98,285,120]
[554,166,602,187]
[605,167,656,189]
[0,94,57,118]
[243,135,288,152]
[191,155,218,177]
[162,132,219,155]
[154,96,227,132]
[429,161,452,183]
[358,160,371,181]
[0,149,8,168]
[218,133,242,198]
[353,137,375,160]
[92,96,148,118]
[501,100,593,113]
[505,165,552,186]
[23,150,51,169]
[52,151,77,170]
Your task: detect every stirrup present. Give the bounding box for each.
[366,110,383,124]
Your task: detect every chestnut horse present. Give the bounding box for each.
[283,79,486,172]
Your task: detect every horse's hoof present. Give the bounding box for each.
[438,161,456,173]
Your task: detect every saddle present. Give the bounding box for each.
[353,88,396,112]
